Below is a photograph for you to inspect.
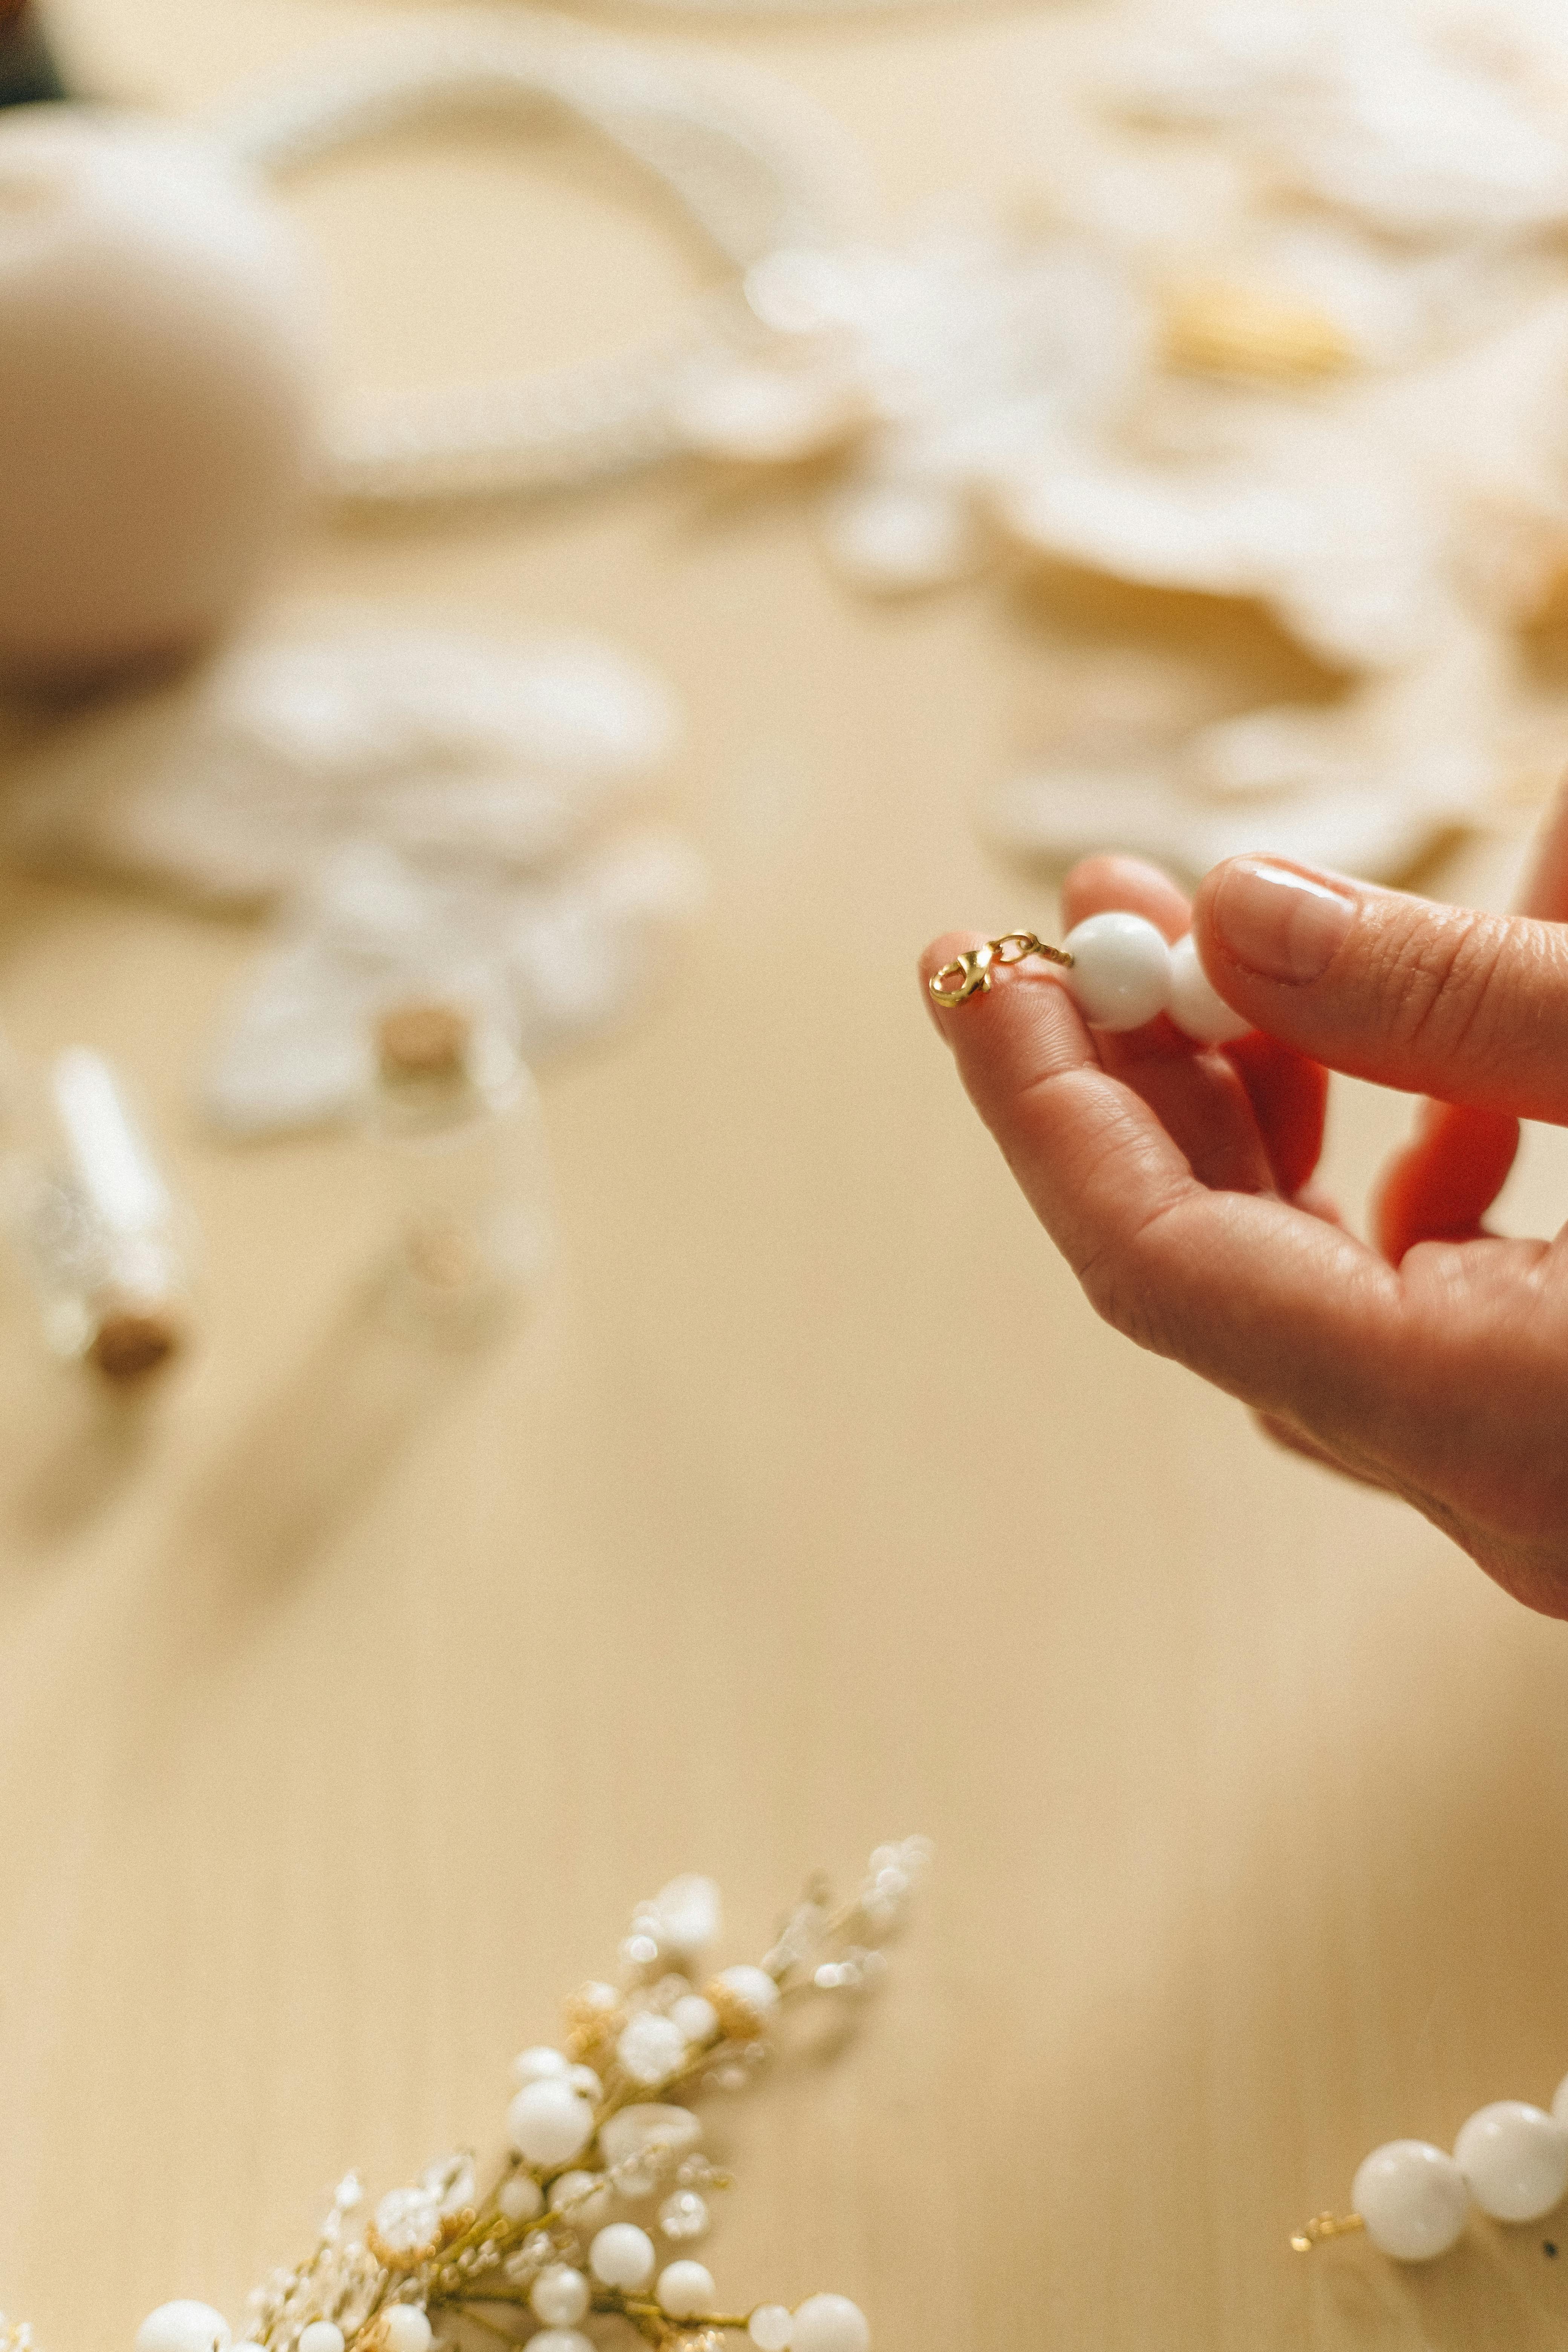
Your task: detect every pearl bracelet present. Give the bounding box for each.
[928,912,1251,1044]
[1297,2077,1568,2263]
[210,20,866,503]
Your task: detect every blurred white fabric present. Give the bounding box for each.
[4,615,704,1133]
[674,0,1568,879]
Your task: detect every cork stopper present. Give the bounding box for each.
[375,1002,472,1084]
[1161,279,1356,385]
[87,1306,181,1383]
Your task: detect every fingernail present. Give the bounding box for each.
[1210,858,1356,984]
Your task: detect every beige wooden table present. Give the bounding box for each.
[8,7,1568,2350]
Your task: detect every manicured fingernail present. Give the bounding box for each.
[1210,858,1355,984]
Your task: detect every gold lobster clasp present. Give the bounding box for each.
[928,931,1073,1009]
[928,943,997,1008]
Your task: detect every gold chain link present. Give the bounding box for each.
[928,931,1073,1008]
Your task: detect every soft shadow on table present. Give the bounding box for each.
[176,1270,491,1612]
[0,1263,162,1559]
[0,1264,494,1576]
[0,1373,158,1564]
[1,1380,155,1550]
[1310,2231,1568,2351]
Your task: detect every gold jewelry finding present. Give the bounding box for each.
[928,930,1073,1008]
[1289,2211,1366,2254]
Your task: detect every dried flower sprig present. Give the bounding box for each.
[99,1840,929,2352]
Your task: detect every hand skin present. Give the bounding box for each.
[920,787,1568,1619]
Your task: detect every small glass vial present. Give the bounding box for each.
[11,1047,194,1381]
[368,999,551,1339]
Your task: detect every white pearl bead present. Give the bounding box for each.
[1454,2101,1568,2221]
[1061,911,1173,1032]
[298,2326,344,2352]
[657,2262,716,2318]
[672,1995,719,2044]
[617,2011,688,2084]
[790,2294,870,2352]
[591,2223,657,2291]
[1352,2141,1470,2260]
[530,2267,590,2327]
[380,2311,432,2352]
[135,2305,232,2352]
[513,2045,570,2086]
[568,2066,603,2100]
[717,1965,780,2021]
[1167,932,1251,1045]
[527,2336,592,2352]
[507,2078,596,2167]
[749,2309,795,2352]
[498,2173,544,2224]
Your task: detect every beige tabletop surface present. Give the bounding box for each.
[9,6,1568,2350]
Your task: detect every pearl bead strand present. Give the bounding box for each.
[210,20,868,505]
[1297,2071,1568,2261]
[929,912,1251,1043]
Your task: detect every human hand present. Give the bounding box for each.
[920,792,1568,1617]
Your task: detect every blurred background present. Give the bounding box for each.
[7,4,1568,2349]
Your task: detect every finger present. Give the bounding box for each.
[1373,1099,1521,1263]
[1053,858,1277,1194]
[1224,1030,1330,1201]
[1191,856,1568,1120]
[917,935,1407,1435]
[1061,853,1327,1200]
[1364,784,1563,1256]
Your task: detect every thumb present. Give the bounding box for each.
[1191,856,1568,1121]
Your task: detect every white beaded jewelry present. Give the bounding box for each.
[1058,911,1173,1033]
[1350,2142,1470,2262]
[102,1845,925,2352]
[588,2222,656,2290]
[790,2294,871,2352]
[1167,930,1252,1045]
[657,2261,717,2319]
[929,916,1253,1044]
[506,2076,597,2166]
[211,20,866,502]
[135,2310,230,2352]
[1297,2069,1568,2261]
[528,2268,591,2328]
[376,2314,429,2352]
[1454,2101,1568,2223]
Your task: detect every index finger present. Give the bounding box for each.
[919,934,1406,1441]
